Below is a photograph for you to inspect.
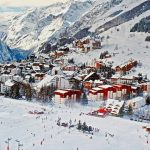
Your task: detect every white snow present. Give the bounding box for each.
[0,97,149,150]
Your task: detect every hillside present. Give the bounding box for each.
[6,0,93,51]
[3,0,150,52]
[0,97,149,150]
[0,40,30,62]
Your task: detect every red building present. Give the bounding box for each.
[54,89,82,104]
[89,84,133,101]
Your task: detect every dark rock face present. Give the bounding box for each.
[145,36,150,42]
[0,41,30,62]
[108,10,123,17]
[130,16,150,33]
[40,28,94,53]
[96,0,150,33]
[74,28,91,39]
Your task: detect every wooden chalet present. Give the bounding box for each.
[50,51,64,59]
[115,59,138,74]
[74,37,101,53]
[35,73,45,81]
[63,64,78,71]
[4,64,16,71]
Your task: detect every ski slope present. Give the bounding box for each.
[0,97,149,150]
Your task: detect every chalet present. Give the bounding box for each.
[35,73,45,81]
[63,71,77,78]
[54,89,82,104]
[43,64,50,72]
[11,67,21,75]
[25,74,31,82]
[131,86,141,97]
[92,39,101,49]
[51,67,64,76]
[30,70,36,76]
[115,59,138,75]
[140,82,150,92]
[94,61,104,69]
[63,64,78,71]
[111,74,120,83]
[100,51,111,59]
[94,108,109,117]
[18,63,25,70]
[2,79,24,95]
[83,72,100,82]
[53,58,64,66]
[74,37,101,53]
[50,51,64,59]
[32,66,41,72]
[93,80,103,87]
[69,77,82,89]
[83,67,97,74]
[30,54,37,59]
[4,64,16,71]
[83,80,93,89]
[118,76,135,84]
[37,75,70,92]
[0,74,14,83]
[4,79,15,94]
[105,99,124,116]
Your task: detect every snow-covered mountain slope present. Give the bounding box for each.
[3,0,150,53]
[6,0,150,50]
[6,0,93,51]
[0,97,149,150]
[67,0,150,36]
[61,0,150,77]
[0,13,16,41]
[0,40,30,62]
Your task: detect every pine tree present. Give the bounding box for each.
[128,104,133,115]
[29,76,32,83]
[146,96,150,105]
[77,120,82,130]
[25,84,32,101]
[11,85,20,99]
[81,91,88,105]
[82,122,88,132]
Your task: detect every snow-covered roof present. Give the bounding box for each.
[55,90,68,94]
[92,87,102,91]
[94,80,103,84]
[84,72,96,81]
[32,66,40,71]
[99,85,112,89]
[5,80,15,87]
[73,76,82,81]
[63,71,75,76]
[111,74,121,79]
[37,75,57,89]
[106,99,124,115]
